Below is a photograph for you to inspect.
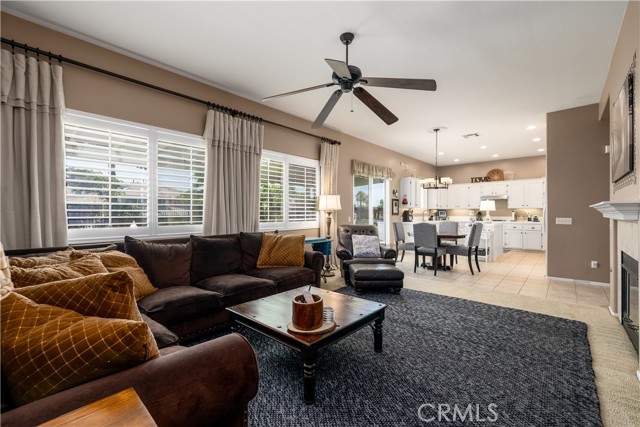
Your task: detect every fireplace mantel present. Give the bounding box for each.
[590,201,640,221]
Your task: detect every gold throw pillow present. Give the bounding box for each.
[1,292,159,406]
[256,233,305,268]
[9,248,73,268]
[71,250,157,300]
[15,271,143,322]
[9,254,108,288]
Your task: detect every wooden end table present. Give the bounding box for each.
[227,287,386,404]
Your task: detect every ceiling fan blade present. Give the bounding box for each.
[311,90,343,129]
[325,59,352,79]
[263,83,335,101]
[353,87,398,125]
[360,77,437,91]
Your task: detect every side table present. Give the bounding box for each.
[304,237,333,283]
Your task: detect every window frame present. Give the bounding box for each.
[64,110,205,244]
[259,150,320,231]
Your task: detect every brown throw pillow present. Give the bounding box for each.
[71,250,157,300]
[124,236,192,288]
[256,233,305,268]
[9,248,72,268]
[15,271,143,322]
[9,254,109,288]
[1,292,159,406]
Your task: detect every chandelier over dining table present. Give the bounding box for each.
[420,127,452,189]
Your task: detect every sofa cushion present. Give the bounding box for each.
[190,235,241,284]
[140,313,179,349]
[8,247,72,268]
[9,254,109,288]
[1,292,159,406]
[239,232,263,272]
[195,274,277,307]
[256,233,305,268]
[124,236,192,288]
[137,286,224,326]
[247,267,315,292]
[14,271,143,322]
[71,250,157,300]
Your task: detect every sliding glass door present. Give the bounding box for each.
[353,175,389,244]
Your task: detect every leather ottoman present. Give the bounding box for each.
[348,263,404,294]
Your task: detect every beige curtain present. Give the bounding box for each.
[320,141,340,268]
[202,110,263,234]
[0,50,67,250]
[351,159,395,180]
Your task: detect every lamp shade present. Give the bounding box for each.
[479,200,496,212]
[318,195,342,211]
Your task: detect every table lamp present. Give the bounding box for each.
[318,195,342,239]
[479,200,496,223]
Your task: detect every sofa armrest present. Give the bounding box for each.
[1,333,258,427]
[336,242,353,261]
[380,245,397,260]
[305,250,324,288]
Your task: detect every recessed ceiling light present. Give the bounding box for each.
[438,152,444,156]
[532,137,542,142]
[480,145,487,149]
[492,154,499,158]
[527,125,536,130]
[537,148,545,152]
[453,158,460,162]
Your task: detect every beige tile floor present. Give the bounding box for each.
[324,250,611,309]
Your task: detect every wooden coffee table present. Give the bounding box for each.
[226,286,386,404]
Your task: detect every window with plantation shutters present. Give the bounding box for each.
[260,150,319,230]
[64,111,205,242]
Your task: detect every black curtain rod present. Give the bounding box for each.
[0,37,341,145]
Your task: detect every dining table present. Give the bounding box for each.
[420,232,467,270]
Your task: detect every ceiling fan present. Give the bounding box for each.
[263,32,437,129]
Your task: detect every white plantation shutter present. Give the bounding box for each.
[260,158,284,223]
[288,164,318,222]
[63,111,205,242]
[65,124,149,229]
[157,139,205,226]
[259,151,319,230]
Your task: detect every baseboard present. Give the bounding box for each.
[637,370,640,384]
[608,306,618,317]
[546,276,609,287]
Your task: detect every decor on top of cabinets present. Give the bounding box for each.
[486,169,504,181]
[611,54,635,188]
[420,128,452,189]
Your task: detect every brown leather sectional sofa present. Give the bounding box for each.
[2,232,324,427]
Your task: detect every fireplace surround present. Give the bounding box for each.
[621,251,639,353]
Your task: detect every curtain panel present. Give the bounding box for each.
[0,50,68,249]
[202,110,263,234]
[351,159,395,180]
[320,141,340,267]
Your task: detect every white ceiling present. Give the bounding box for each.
[2,1,627,166]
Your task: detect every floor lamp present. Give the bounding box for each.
[318,195,342,278]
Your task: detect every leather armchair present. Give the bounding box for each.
[336,225,397,283]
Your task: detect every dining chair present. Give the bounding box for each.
[413,223,446,275]
[392,221,415,262]
[445,222,484,275]
[437,221,459,245]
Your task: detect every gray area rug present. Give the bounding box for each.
[241,287,601,427]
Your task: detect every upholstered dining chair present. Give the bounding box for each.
[445,222,483,275]
[438,220,460,263]
[392,222,415,262]
[413,223,446,275]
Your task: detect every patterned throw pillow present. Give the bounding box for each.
[15,271,143,322]
[71,251,157,300]
[351,235,381,258]
[9,254,108,288]
[1,292,159,406]
[9,248,73,268]
[256,233,305,268]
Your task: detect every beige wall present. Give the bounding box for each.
[437,156,546,184]
[546,104,609,282]
[1,13,434,238]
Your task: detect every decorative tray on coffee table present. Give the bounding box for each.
[287,321,336,335]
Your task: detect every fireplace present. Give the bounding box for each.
[621,251,639,354]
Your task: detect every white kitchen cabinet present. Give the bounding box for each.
[468,184,482,208]
[400,177,424,208]
[437,189,448,209]
[504,224,524,249]
[447,184,459,209]
[507,179,545,208]
[482,182,507,197]
[522,224,544,250]
[507,182,525,208]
